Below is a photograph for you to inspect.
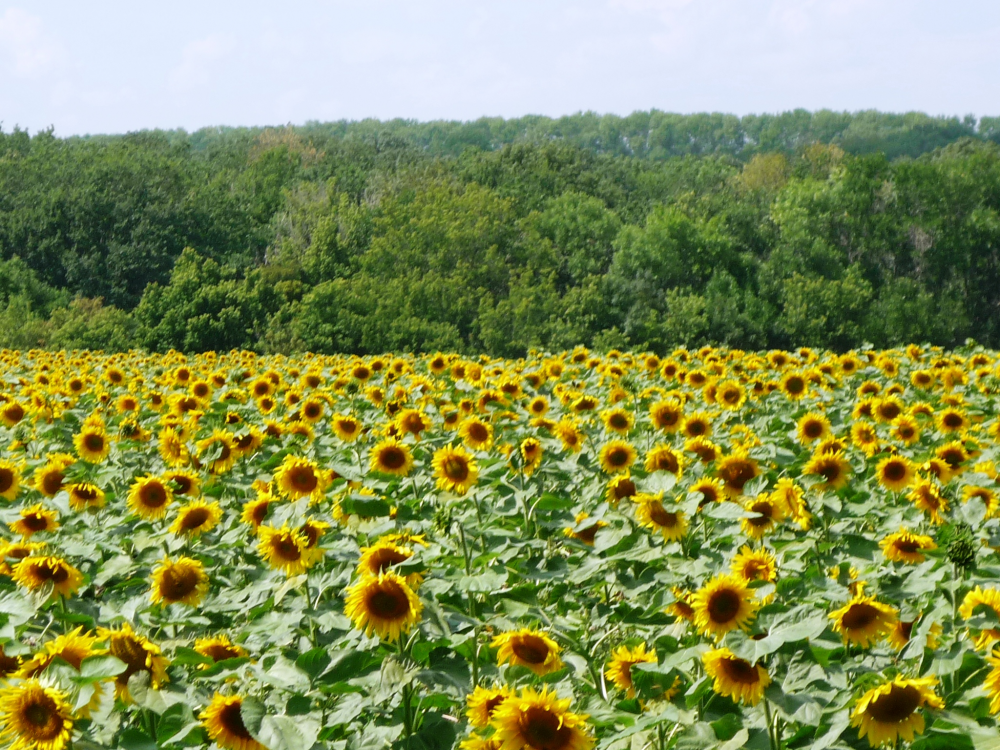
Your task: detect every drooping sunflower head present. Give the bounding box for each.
[851,676,943,747]
[0,679,74,750]
[150,556,209,607]
[66,482,106,512]
[369,438,414,477]
[605,643,657,698]
[432,445,479,495]
[907,477,949,524]
[564,512,607,546]
[692,574,759,640]
[127,476,174,520]
[491,628,564,676]
[598,440,637,474]
[644,444,683,476]
[880,528,936,564]
[10,504,60,538]
[194,635,249,666]
[490,686,593,750]
[344,570,422,642]
[605,475,637,506]
[13,556,83,599]
[200,693,266,750]
[100,622,168,702]
[829,593,898,648]
[465,684,514,728]
[702,647,771,706]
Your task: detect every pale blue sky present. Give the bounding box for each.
[1,0,998,136]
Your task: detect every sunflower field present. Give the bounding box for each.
[2,345,1000,750]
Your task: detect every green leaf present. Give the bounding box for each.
[119,729,157,750]
[75,655,127,683]
[340,495,391,517]
[257,715,320,750]
[295,648,332,681]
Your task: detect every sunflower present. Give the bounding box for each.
[163,469,200,497]
[369,438,414,477]
[99,622,168,702]
[169,500,223,537]
[803,451,852,492]
[959,586,1000,649]
[275,455,330,501]
[127,475,174,520]
[851,676,943,747]
[344,570,422,642]
[13,556,83,599]
[33,454,74,498]
[605,475,636,506]
[984,651,1000,715]
[907,477,948,524]
[17,627,103,678]
[240,495,273,529]
[150,556,209,607]
[0,644,22,677]
[644,444,683,476]
[0,400,27,428]
[396,409,430,439]
[963,485,999,516]
[779,372,808,401]
[601,408,634,435]
[702,647,770,706]
[634,495,687,541]
[0,459,22,501]
[257,524,321,576]
[356,540,423,587]
[692,574,758,639]
[492,628,563,676]
[564,512,606,546]
[880,528,936,564]
[459,417,494,450]
[875,455,915,492]
[10,504,59,537]
[730,546,777,583]
[740,495,784,540]
[935,440,969,477]
[796,412,831,443]
[0,679,74,750]
[520,437,544,476]
[684,436,720,465]
[466,684,514,728]
[936,407,968,434]
[490,686,593,750]
[713,380,745,411]
[196,430,237,474]
[888,619,941,651]
[194,635,249,665]
[200,694,266,750]
[681,411,712,438]
[598,440,637,474]
[432,445,479,495]
[715,452,760,498]
[605,643,657,698]
[158,427,190,467]
[689,477,726,508]
[66,483,105,512]
[650,400,683,432]
[73,423,110,464]
[829,594,898,648]
[553,421,584,453]
[668,587,696,622]
[891,414,921,445]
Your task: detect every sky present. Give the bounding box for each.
[1,0,999,136]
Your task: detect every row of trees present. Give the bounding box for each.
[1,113,999,355]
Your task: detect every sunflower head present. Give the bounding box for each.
[491,628,564,676]
[369,438,414,477]
[692,574,759,639]
[357,540,423,586]
[194,635,249,666]
[803,450,852,492]
[257,524,322,576]
[275,455,330,501]
[344,570,422,642]
[634,495,688,542]
[702,647,771,706]
[465,684,514,728]
[0,679,74,750]
[598,440,637,474]
[100,622,169,702]
[880,528,936,564]
[200,693,267,750]
[127,475,174,520]
[67,482,106,512]
[10,504,60,537]
[490,686,593,750]
[829,593,898,648]
[851,676,943,747]
[13,556,83,599]
[715,452,760,498]
[170,500,223,537]
[605,643,657,698]
[432,445,479,495]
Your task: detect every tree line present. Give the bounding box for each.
[1,110,999,354]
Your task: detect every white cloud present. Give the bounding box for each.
[168,34,236,94]
[0,8,62,77]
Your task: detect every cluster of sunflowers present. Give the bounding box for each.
[1,344,1000,750]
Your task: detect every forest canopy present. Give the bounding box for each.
[2,109,1000,355]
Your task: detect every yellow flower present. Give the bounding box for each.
[959,586,1000,650]
[644,444,683,476]
[553,420,584,453]
[715,452,760,498]
[9,504,59,538]
[741,494,785,540]
[332,414,363,442]
[0,679,74,750]
[851,676,943,747]
[67,483,105,512]
[605,643,657,698]
[369,438,414,477]
[601,407,634,435]
[127,475,174,520]
[459,417,494,450]
[983,651,1000,715]
[730,546,777,583]
[563,512,606,546]
[491,628,563,676]
[887,619,941,651]
[13,556,83,599]
[490,686,593,750]
[73,421,110,463]
[344,571,422,642]
[99,622,169,702]
[605,475,637,506]
[715,379,747,410]
[702,647,770,706]
[0,400,27,428]
[519,437,544,475]
[796,412,831,443]
[803,450,851,492]
[829,594,898,648]
[598,440,637,474]
[200,694,267,750]
[0,459,22,501]
[196,429,237,474]
[692,574,759,640]
[465,684,513,728]
[649,399,684,432]
[275,455,330,501]
[880,528,936,564]
[150,556,209,607]
[257,524,321,576]
[432,444,479,495]
[875,455,915,492]
[33,454,74,497]
[194,635,249,665]
[907,477,949,524]
[169,500,223,537]
[356,540,423,587]
[891,414,920,445]
[633,495,687,541]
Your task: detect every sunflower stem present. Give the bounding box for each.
[764,698,777,750]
